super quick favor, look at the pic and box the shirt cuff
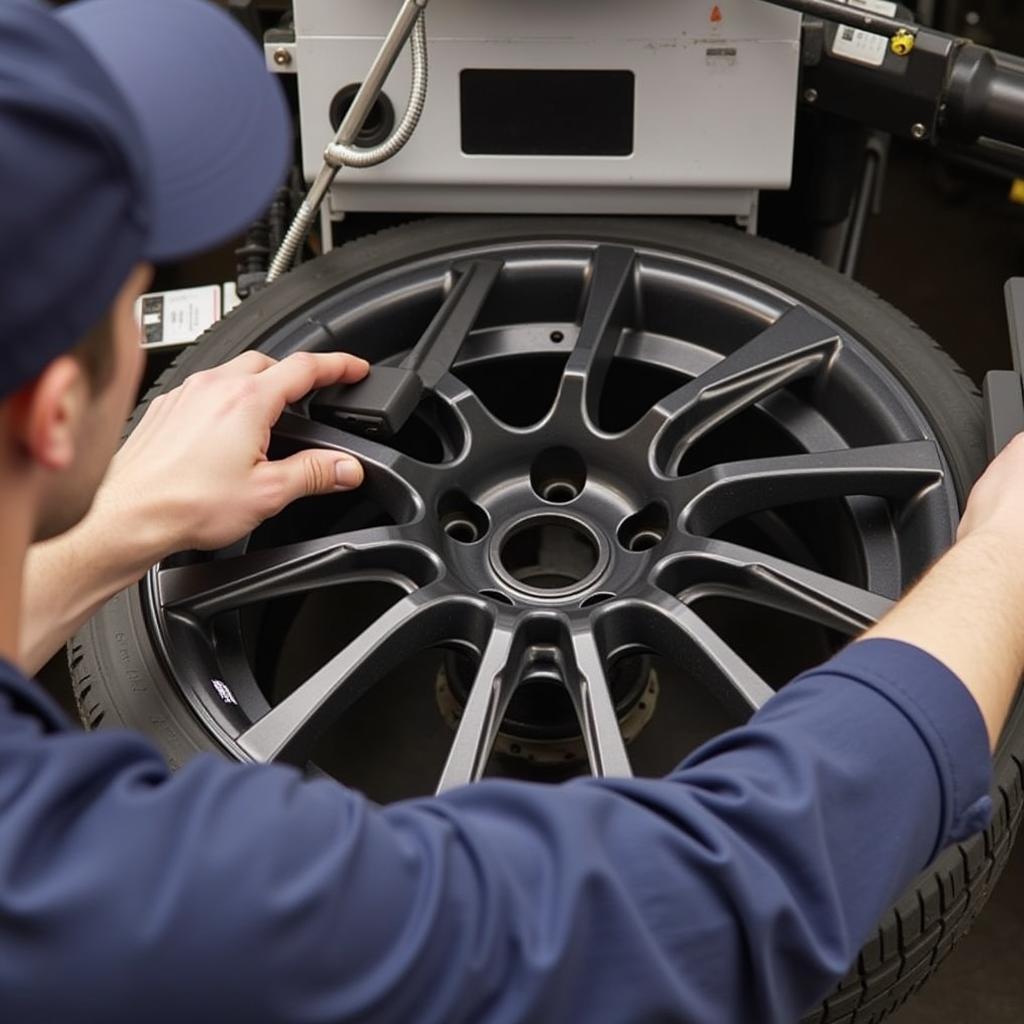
[817,638,992,850]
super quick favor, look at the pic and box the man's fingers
[212,351,278,377]
[265,449,365,510]
[257,351,371,414]
[172,351,277,395]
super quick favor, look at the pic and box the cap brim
[57,0,291,263]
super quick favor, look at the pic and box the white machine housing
[272,0,802,220]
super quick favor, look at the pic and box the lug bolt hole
[439,489,489,545]
[445,519,479,544]
[542,482,578,504]
[531,447,587,505]
[628,530,662,553]
[618,502,670,554]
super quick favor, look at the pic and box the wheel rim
[145,239,959,796]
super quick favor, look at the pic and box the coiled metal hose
[267,10,429,283]
[325,13,428,170]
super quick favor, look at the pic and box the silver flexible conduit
[325,13,428,170]
[267,8,429,283]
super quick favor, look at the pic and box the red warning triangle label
[710,4,723,22]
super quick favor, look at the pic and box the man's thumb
[272,450,365,502]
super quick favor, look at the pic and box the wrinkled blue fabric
[0,639,991,1023]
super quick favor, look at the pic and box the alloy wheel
[146,241,958,795]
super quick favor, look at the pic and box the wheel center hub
[490,512,610,600]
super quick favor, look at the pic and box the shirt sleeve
[0,639,992,1024]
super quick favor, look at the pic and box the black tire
[70,218,1023,1023]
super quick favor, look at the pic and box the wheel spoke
[552,245,637,426]
[657,537,892,634]
[238,587,484,764]
[677,441,945,535]
[436,618,520,793]
[660,602,775,714]
[566,626,632,778]
[386,258,508,457]
[413,259,504,388]
[596,595,773,719]
[630,307,842,473]
[273,411,428,519]
[158,526,439,620]
[437,612,633,789]
[432,372,515,454]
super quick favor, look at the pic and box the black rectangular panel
[460,69,635,157]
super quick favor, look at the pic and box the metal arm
[331,0,428,154]
[768,0,918,39]
[795,7,1024,155]
[266,0,431,283]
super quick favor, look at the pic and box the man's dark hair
[71,313,116,394]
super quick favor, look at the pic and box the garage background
[40,0,1024,1020]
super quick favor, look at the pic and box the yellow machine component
[890,29,915,57]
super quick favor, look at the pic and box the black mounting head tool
[310,259,502,439]
[983,280,1024,458]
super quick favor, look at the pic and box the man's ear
[8,355,91,471]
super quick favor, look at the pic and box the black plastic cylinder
[945,44,1024,149]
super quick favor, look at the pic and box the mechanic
[1,1,1020,1022]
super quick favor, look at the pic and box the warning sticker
[832,0,898,68]
[135,285,221,348]
[134,284,242,348]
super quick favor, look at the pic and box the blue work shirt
[0,639,992,1023]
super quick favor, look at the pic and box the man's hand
[20,350,370,674]
[957,433,1024,550]
[865,432,1024,749]
[100,350,370,554]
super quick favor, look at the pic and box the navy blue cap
[0,0,291,397]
